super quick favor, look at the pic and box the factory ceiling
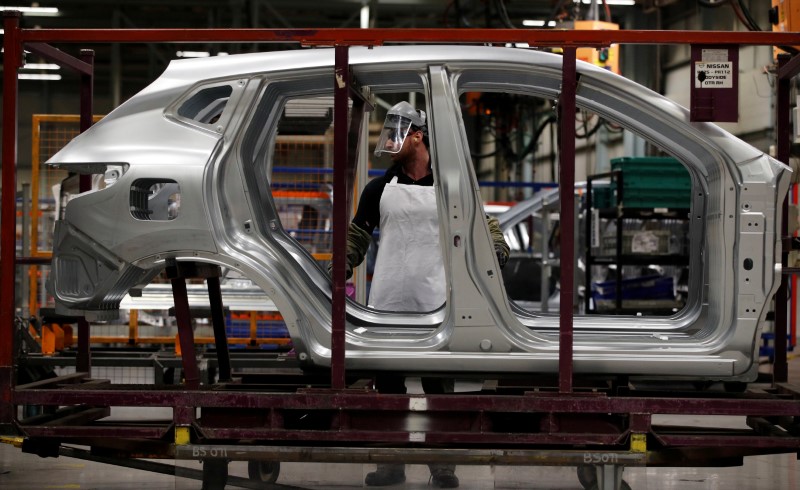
[7,0,641,96]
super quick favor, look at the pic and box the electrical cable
[601,0,612,22]
[547,0,570,24]
[471,112,557,162]
[697,0,728,8]
[494,0,516,29]
[442,0,473,28]
[603,119,625,134]
[575,111,604,139]
[735,0,761,31]
[728,0,751,28]
[442,0,454,27]
[730,0,798,54]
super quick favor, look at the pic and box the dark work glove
[486,215,510,270]
[327,223,371,280]
[495,246,509,269]
[327,261,353,280]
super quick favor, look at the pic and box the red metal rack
[3,13,800,489]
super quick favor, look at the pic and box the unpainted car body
[47,46,789,381]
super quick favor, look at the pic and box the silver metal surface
[46,46,790,381]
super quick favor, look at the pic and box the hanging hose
[601,0,612,22]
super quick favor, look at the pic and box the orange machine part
[772,0,800,56]
[573,20,620,74]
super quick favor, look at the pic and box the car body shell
[46,45,790,381]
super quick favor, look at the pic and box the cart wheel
[578,465,631,490]
[202,459,229,490]
[248,460,280,484]
[723,381,747,393]
[577,464,597,488]
[587,479,633,490]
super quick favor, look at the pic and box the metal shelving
[584,169,690,315]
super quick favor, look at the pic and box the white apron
[368,176,446,312]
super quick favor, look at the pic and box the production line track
[4,367,800,490]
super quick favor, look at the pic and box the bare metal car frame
[43,43,789,383]
[4,24,800,486]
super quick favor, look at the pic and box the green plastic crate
[611,157,691,209]
[592,184,615,209]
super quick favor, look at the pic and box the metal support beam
[775,54,792,384]
[24,43,93,75]
[78,49,95,193]
[166,262,201,389]
[1,11,22,430]
[76,318,92,375]
[558,47,577,394]
[331,45,350,390]
[207,276,232,382]
[14,28,800,48]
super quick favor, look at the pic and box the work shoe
[430,469,460,488]
[364,467,406,486]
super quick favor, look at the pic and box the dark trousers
[374,375,456,475]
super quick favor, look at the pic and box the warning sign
[694,61,733,88]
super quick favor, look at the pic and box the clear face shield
[374,115,413,157]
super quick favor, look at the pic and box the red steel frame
[3,12,800,464]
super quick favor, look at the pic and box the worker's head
[374,101,428,157]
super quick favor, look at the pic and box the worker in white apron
[367,173,445,311]
[338,101,509,488]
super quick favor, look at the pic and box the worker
[340,100,509,310]
[335,100,509,488]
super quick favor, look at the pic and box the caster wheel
[577,464,597,489]
[202,459,228,490]
[578,465,631,490]
[248,460,281,484]
[587,481,632,490]
[724,381,747,393]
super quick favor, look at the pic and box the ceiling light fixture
[23,63,60,70]
[177,51,211,58]
[19,73,61,80]
[575,0,636,5]
[522,20,556,27]
[176,51,229,58]
[0,6,60,16]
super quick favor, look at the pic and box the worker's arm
[486,215,509,269]
[328,176,384,279]
[327,223,372,280]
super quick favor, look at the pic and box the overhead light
[176,51,229,58]
[575,0,635,5]
[523,20,556,27]
[23,63,60,70]
[19,73,61,80]
[0,6,59,16]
